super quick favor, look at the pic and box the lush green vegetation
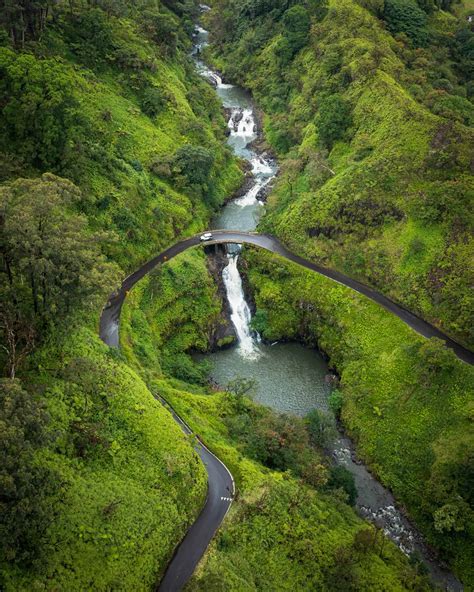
[1,0,473,588]
[120,250,225,384]
[205,0,474,584]
[243,246,474,585]
[0,0,242,269]
[152,381,432,591]
[207,0,474,349]
[0,1,241,588]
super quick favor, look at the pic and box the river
[193,17,461,591]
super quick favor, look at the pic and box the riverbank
[193,12,466,590]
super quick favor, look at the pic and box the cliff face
[206,245,237,349]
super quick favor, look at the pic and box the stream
[193,17,461,591]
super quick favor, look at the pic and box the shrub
[0,379,59,565]
[329,389,344,416]
[141,86,166,117]
[306,408,337,448]
[316,95,352,150]
[173,144,215,187]
[327,465,357,505]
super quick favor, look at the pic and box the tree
[141,86,166,117]
[316,95,352,150]
[306,408,337,448]
[0,47,80,171]
[0,379,59,565]
[64,8,116,68]
[226,376,257,411]
[0,0,53,48]
[173,144,215,187]
[327,465,357,505]
[383,0,429,47]
[140,10,179,55]
[0,305,34,379]
[275,5,311,64]
[0,174,120,375]
[416,337,456,386]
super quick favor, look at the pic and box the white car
[200,232,213,241]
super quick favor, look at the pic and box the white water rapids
[221,106,273,359]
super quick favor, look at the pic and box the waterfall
[222,254,260,359]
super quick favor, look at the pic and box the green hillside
[207,0,474,349]
[1,0,473,589]
[0,1,239,588]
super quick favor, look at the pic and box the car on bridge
[200,232,213,241]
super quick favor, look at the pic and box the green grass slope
[244,246,474,585]
[121,249,226,384]
[1,329,207,591]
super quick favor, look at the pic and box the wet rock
[232,109,244,131]
[205,246,237,350]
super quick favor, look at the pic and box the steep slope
[207,0,474,349]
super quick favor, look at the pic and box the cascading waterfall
[193,23,271,359]
[219,108,275,358]
[222,254,260,359]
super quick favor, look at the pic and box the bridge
[100,230,474,365]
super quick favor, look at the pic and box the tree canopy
[0,174,120,376]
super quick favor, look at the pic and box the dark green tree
[275,5,311,64]
[0,379,59,565]
[0,0,52,48]
[0,174,120,375]
[327,465,357,505]
[0,48,80,171]
[316,94,352,150]
[64,8,116,68]
[141,86,166,117]
[384,0,429,47]
[306,408,337,448]
[174,144,215,187]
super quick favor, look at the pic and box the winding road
[98,229,474,591]
[153,394,234,592]
[100,229,474,364]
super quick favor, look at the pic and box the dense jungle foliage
[0,0,239,588]
[1,0,473,589]
[205,0,474,586]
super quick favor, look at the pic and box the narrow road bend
[100,230,474,365]
[154,395,234,592]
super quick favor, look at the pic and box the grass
[244,246,474,585]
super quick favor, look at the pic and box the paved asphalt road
[98,229,474,591]
[100,229,474,364]
[153,395,234,592]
